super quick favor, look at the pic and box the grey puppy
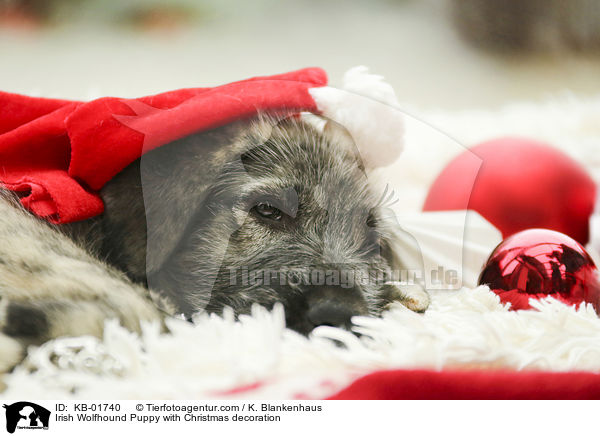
[0,116,429,371]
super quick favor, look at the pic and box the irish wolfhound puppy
[0,116,428,371]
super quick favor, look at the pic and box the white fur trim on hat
[309,66,404,168]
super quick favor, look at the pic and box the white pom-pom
[309,66,404,168]
[341,66,399,107]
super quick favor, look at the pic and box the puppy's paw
[0,293,161,353]
[0,291,164,374]
[378,282,430,313]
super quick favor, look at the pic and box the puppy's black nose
[304,284,369,330]
[307,301,355,328]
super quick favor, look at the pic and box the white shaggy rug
[3,289,600,399]
[2,94,600,400]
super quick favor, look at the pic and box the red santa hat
[0,66,404,224]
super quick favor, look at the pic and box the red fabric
[0,67,327,223]
[327,369,600,399]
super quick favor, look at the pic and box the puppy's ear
[99,121,251,281]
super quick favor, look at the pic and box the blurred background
[0,0,599,109]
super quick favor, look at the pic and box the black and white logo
[3,402,50,433]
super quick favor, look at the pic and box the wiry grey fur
[0,116,429,373]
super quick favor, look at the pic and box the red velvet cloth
[0,68,327,223]
[327,369,600,399]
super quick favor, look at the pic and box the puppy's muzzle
[304,285,369,330]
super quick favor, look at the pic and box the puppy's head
[101,116,429,334]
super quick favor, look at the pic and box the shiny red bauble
[423,137,597,244]
[478,229,600,312]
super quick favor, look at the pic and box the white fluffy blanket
[3,288,600,399]
[2,96,599,399]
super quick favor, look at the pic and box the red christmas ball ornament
[423,137,597,244]
[478,229,600,312]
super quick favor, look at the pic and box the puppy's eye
[366,212,377,227]
[252,202,283,221]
